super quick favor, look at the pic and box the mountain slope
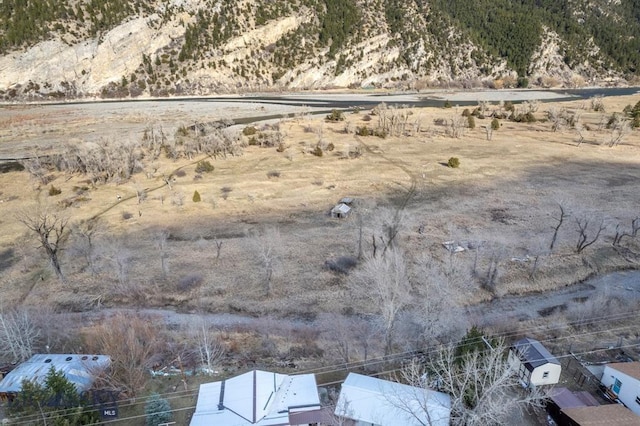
[0,0,638,99]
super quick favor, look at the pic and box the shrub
[326,142,335,151]
[467,116,476,129]
[491,118,500,130]
[289,342,324,358]
[312,146,323,157]
[374,129,387,138]
[448,157,460,168]
[145,393,172,426]
[356,126,371,136]
[504,101,515,112]
[242,126,257,136]
[195,160,214,173]
[517,77,529,88]
[462,108,471,117]
[276,142,286,152]
[325,256,358,274]
[349,146,362,159]
[174,169,186,177]
[192,190,201,202]
[267,170,280,179]
[48,185,61,196]
[176,125,189,137]
[590,96,605,112]
[177,274,203,292]
[325,109,345,122]
[444,100,452,108]
[122,211,133,220]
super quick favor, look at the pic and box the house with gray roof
[509,337,561,387]
[0,354,110,401]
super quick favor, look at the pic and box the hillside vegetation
[1,0,639,99]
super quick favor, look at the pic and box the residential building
[334,372,450,426]
[0,354,110,401]
[601,362,640,416]
[190,369,323,426]
[561,404,640,426]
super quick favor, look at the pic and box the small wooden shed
[509,337,561,387]
[331,203,351,218]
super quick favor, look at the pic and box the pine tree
[8,367,99,425]
[145,393,172,426]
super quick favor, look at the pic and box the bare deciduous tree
[575,216,605,253]
[608,115,631,147]
[21,155,48,184]
[72,218,103,275]
[250,227,282,297]
[549,204,568,252]
[85,313,161,397]
[213,237,223,260]
[574,117,586,146]
[447,116,466,139]
[190,318,225,375]
[321,314,358,364]
[154,229,170,278]
[0,308,40,363]
[19,210,69,283]
[350,248,412,355]
[402,340,545,426]
[484,125,493,141]
[613,217,640,246]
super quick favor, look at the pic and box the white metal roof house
[0,354,111,401]
[601,362,640,417]
[334,373,451,426]
[190,369,323,426]
[508,337,561,387]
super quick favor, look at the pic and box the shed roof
[512,337,560,371]
[335,373,450,426]
[563,404,640,426]
[606,362,640,381]
[331,203,351,215]
[549,387,600,409]
[0,354,110,394]
[190,370,321,426]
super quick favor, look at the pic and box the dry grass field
[1,93,639,425]
[0,94,639,320]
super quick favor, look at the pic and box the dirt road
[82,270,640,332]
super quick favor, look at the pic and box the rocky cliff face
[0,0,636,100]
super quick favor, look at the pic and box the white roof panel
[191,370,320,426]
[0,354,110,394]
[335,373,450,426]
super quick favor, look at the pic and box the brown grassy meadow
[0,94,639,319]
